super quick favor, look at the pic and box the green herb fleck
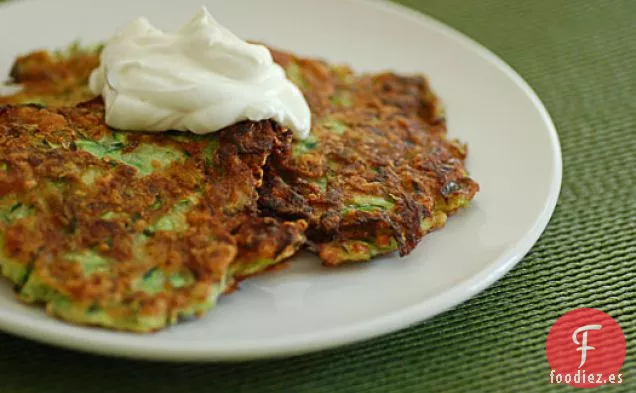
[286,63,308,89]
[292,136,319,156]
[321,118,348,135]
[330,91,353,107]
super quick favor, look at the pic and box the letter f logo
[573,324,602,368]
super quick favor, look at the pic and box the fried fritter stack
[0,45,477,331]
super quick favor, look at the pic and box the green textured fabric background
[0,0,634,392]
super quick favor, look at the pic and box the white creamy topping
[89,7,311,138]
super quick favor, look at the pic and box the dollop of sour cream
[89,7,311,139]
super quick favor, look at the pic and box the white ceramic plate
[0,0,561,361]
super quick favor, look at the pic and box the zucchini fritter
[258,49,479,265]
[0,44,98,107]
[1,44,478,271]
[0,101,305,332]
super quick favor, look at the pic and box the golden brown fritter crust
[0,100,305,331]
[231,216,308,280]
[259,49,479,264]
[0,47,98,107]
[1,46,478,268]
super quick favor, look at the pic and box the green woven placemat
[0,0,634,392]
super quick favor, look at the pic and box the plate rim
[0,0,562,361]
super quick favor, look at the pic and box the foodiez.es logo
[546,308,626,388]
[573,324,601,368]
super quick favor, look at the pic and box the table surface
[0,0,634,392]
